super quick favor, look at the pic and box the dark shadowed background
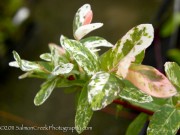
[0,0,179,134]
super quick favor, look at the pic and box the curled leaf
[73,4,92,33]
[74,23,103,40]
[125,64,177,98]
[73,4,103,40]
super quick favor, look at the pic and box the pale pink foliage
[83,10,93,26]
[126,64,177,98]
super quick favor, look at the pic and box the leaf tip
[34,96,42,106]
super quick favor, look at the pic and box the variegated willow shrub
[9,4,180,135]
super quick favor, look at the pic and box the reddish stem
[113,99,154,115]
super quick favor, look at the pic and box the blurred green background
[0,0,179,135]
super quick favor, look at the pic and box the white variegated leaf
[34,78,57,106]
[165,62,180,90]
[81,36,113,52]
[100,24,154,75]
[73,4,92,34]
[119,80,153,103]
[9,61,19,68]
[74,23,103,40]
[116,24,154,77]
[52,63,74,75]
[75,83,93,134]
[60,35,100,76]
[12,51,40,71]
[49,43,68,66]
[88,71,123,110]
[147,105,180,135]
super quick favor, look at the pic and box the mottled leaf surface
[73,4,103,40]
[126,64,177,98]
[73,4,92,34]
[134,50,145,64]
[165,62,180,90]
[147,105,180,135]
[11,51,40,71]
[34,78,57,106]
[74,23,103,40]
[126,113,148,135]
[81,36,113,52]
[75,84,93,134]
[40,53,52,61]
[100,24,154,74]
[119,80,153,103]
[49,43,68,66]
[52,63,74,75]
[60,35,100,76]
[88,71,123,110]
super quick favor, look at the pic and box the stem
[113,99,154,115]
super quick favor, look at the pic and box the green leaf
[126,113,148,135]
[17,61,53,79]
[60,35,100,76]
[167,49,180,65]
[75,83,93,134]
[131,98,169,113]
[81,36,113,52]
[18,71,34,79]
[37,61,53,72]
[165,62,180,91]
[119,80,153,103]
[160,13,180,37]
[40,53,52,61]
[100,24,154,74]
[19,71,49,79]
[147,104,180,135]
[11,51,40,71]
[134,50,145,64]
[88,71,124,110]
[131,100,160,112]
[73,4,103,40]
[34,78,57,106]
[52,63,74,75]
[126,64,177,98]
[56,79,85,88]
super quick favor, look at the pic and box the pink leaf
[83,10,93,25]
[125,64,177,98]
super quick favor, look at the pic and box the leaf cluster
[9,4,180,134]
